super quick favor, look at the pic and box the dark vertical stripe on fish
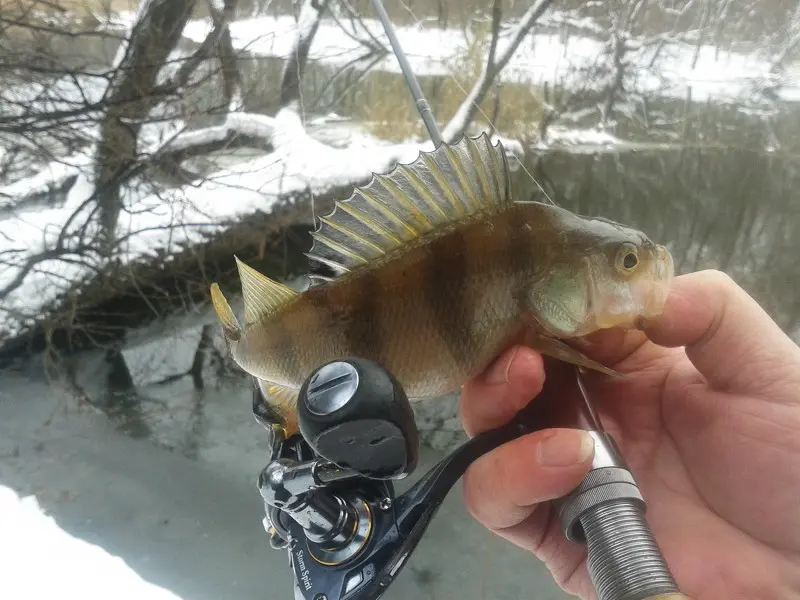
[300,286,334,360]
[269,318,303,383]
[342,271,384,362]
[509,211,532,316]
[423,228,472,368]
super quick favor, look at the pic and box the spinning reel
[253,358,690,600]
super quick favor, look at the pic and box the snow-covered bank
[0,485,184,600]
[0,109,429,339]
[172,11,800,104]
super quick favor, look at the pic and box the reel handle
[297,358,420,480]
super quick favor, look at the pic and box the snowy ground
[0,486,183,600]
[0,109,428,339]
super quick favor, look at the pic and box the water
[523,145,800,336]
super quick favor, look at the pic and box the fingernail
[485,346,519,385]
[537,430,594,467]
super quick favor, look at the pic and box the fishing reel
[252,357,691,600]
[252,357,548,600]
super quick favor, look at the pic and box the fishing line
[292,4,318,228]
[396,1,557,206]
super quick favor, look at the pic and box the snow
[0,484,183,600]
[537,125,622,148]
[117,109,428,260]
[0,152,91,204]
[157,113,275,154]
[173,10,800,105]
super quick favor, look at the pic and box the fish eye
[615,243,639,274]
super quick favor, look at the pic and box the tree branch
[441,0,554,144]
[0,244,96,301]
[152,0,241,99]
[280,0,331,109]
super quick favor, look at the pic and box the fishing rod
[252,3,691,600]
[369,0,443,147]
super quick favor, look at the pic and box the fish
[209,133,674,436]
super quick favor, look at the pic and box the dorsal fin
[305,132,513,278]
[235,256,298,326]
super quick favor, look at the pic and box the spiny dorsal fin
[305,132,512,278]
[235,256,298,326]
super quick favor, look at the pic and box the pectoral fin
[526,333,625,378]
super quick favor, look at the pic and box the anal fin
[256,379,301,437]
[526,333,625,378]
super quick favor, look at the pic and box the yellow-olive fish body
[210,134,674,435]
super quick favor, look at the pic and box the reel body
[254,357,545,600]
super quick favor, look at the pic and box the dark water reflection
[518,145,800,339]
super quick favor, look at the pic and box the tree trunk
[94,0,197,253]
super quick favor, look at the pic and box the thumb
[643,269,800,400]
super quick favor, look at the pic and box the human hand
[459,270,800,600]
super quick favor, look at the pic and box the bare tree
[0,0,292,337]
[93,0,198,252]
[0,0,424,354]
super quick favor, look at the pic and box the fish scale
[210,133,675,436]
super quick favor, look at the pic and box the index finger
[643,269,800,400]
[459,345,546,437]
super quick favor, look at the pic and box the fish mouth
[589,243,674,330]
[638,244,674,318]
